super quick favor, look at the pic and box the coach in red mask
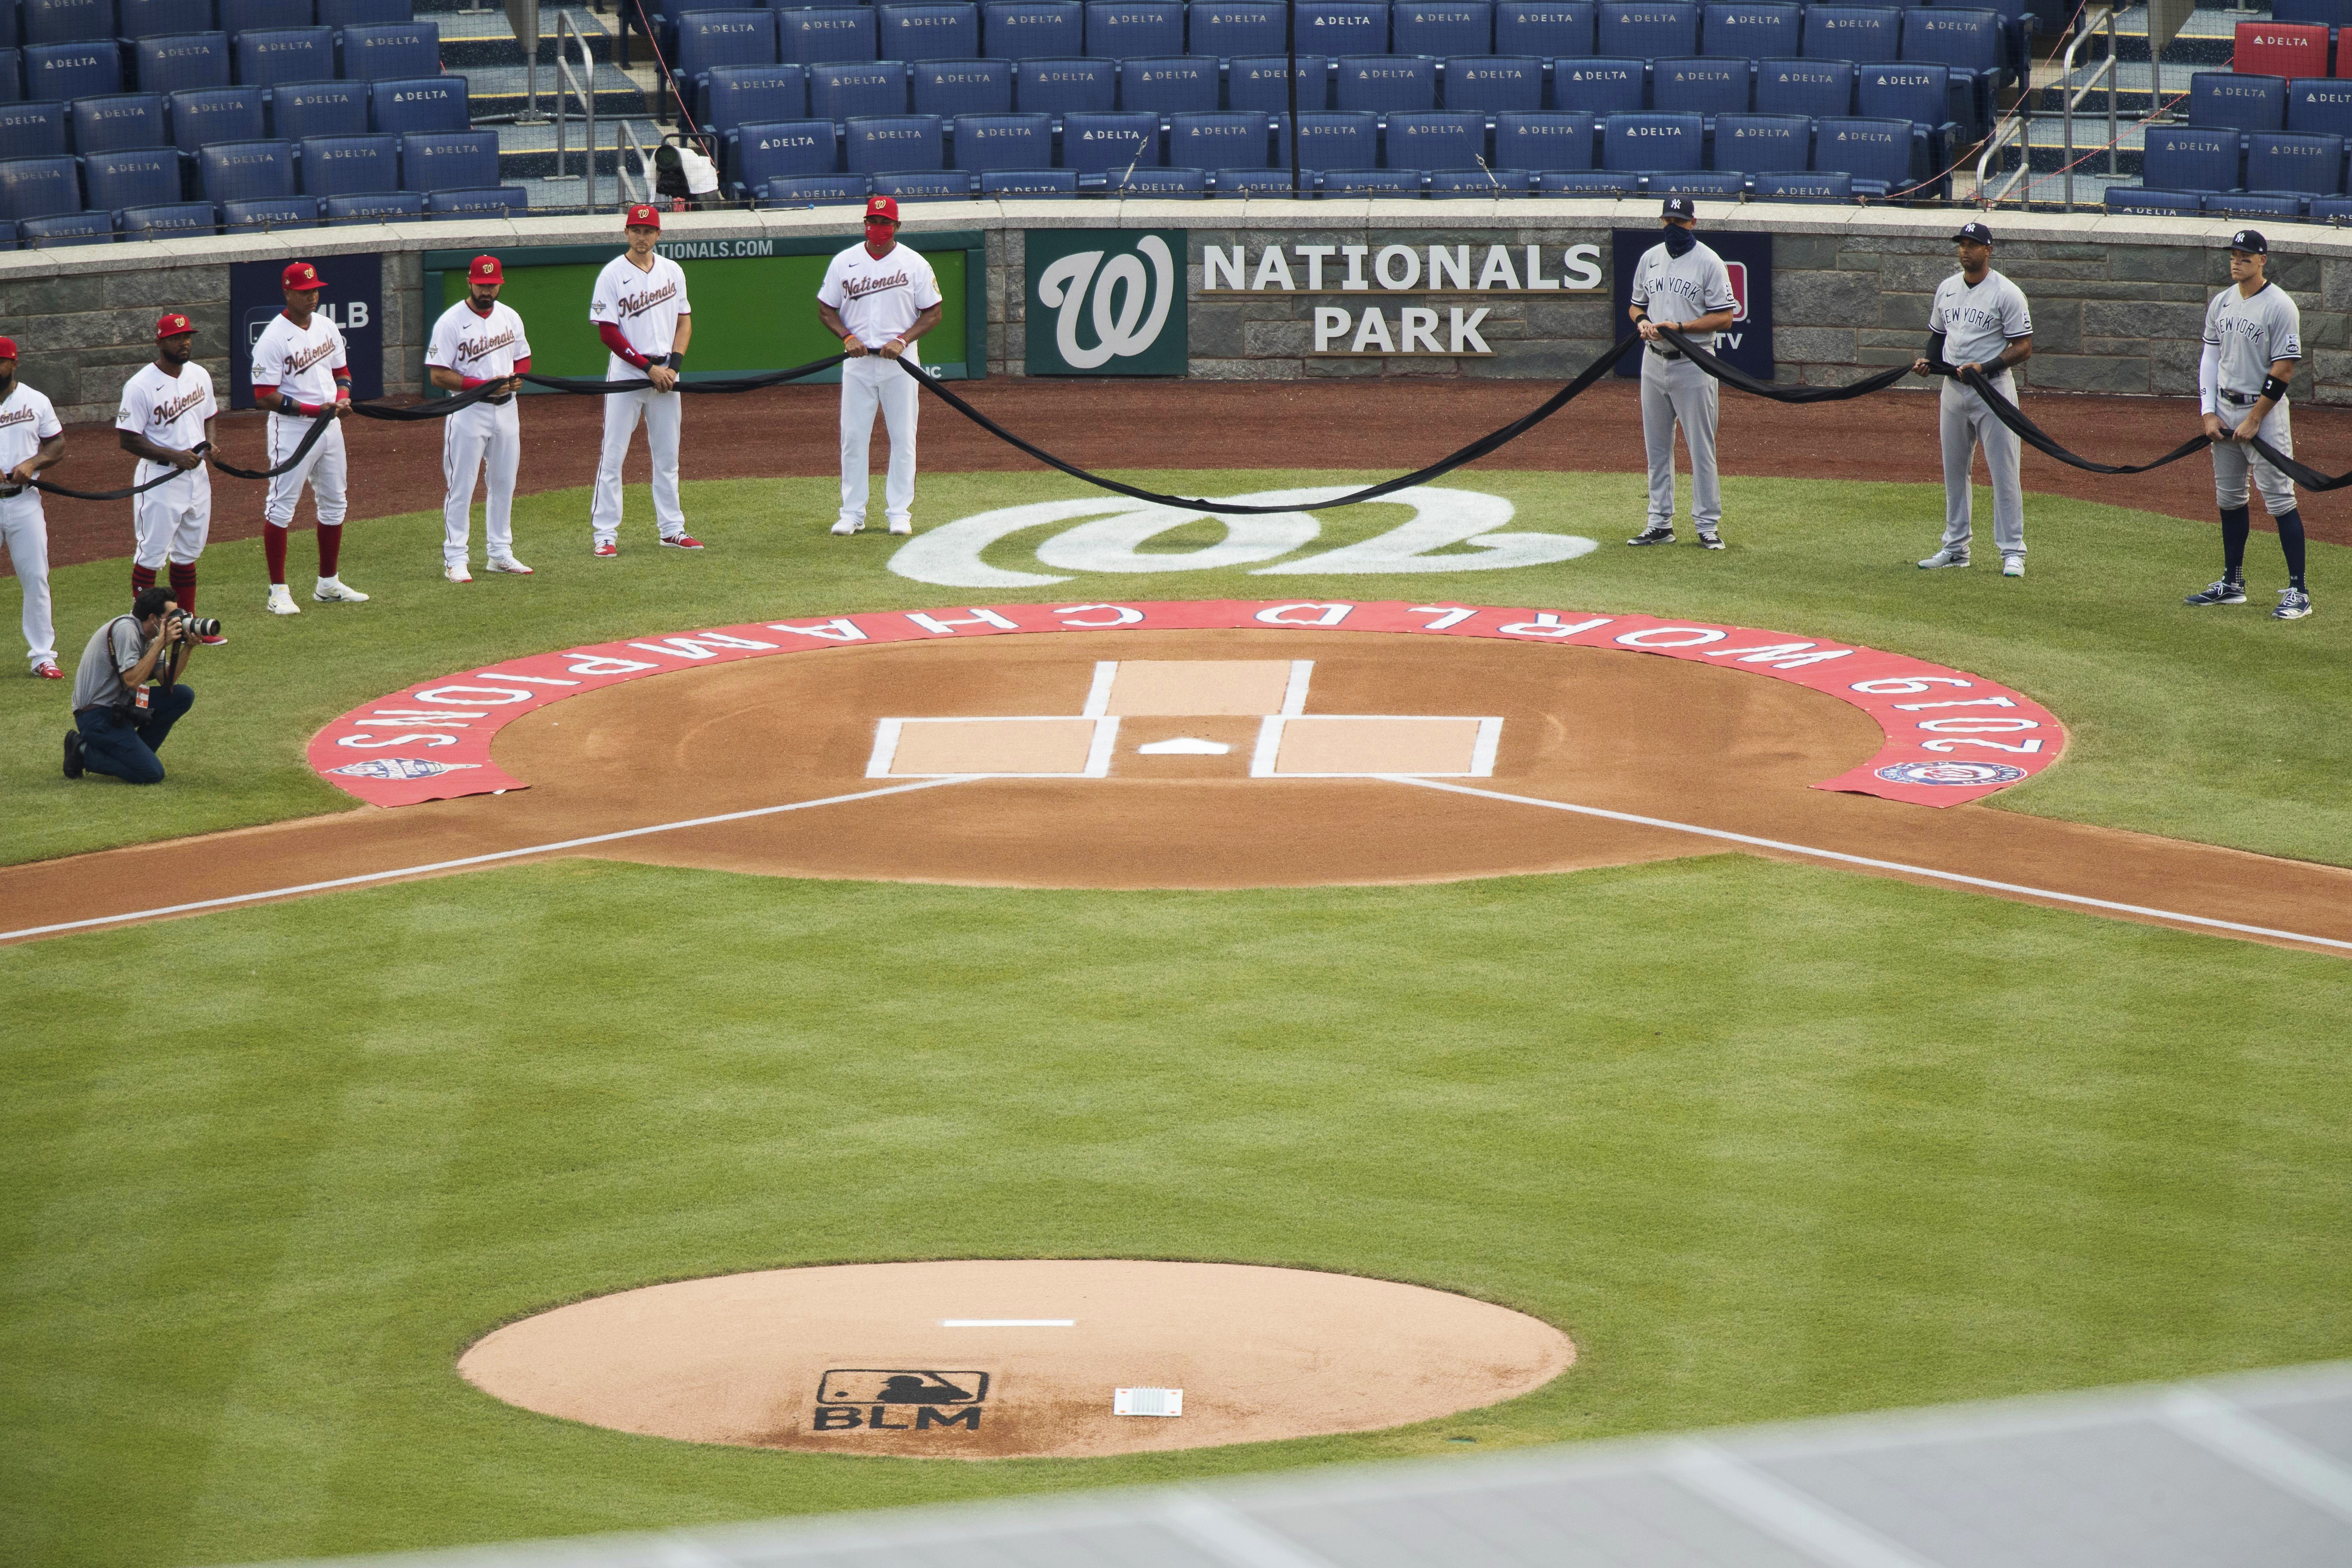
[815,195,944,538]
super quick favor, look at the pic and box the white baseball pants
[2212,395,2297,515]
[263,412,347,527]
[839,354,920,529]
[441,398,522,566]
[591,383,685,545]
[132,467,212,568]
[0,488,55,669]
[1640,349,1721,530]
[1938,371,2025,558]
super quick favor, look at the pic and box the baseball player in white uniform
[817,193,943,537]
[0,335,65,679]
[2188,229,2313,620]
[1913,221,2034,578]
[251,259,366,615]
[426,254,534,582]
[1626,196,1740,551]
[117,312,224,638]
[589,204,701,557]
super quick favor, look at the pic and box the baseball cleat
[2274,587,2313,620]
[830,519,864,536]
[267,585,301,615]
[659,533,705,550]
[486,555,533,575]
[1917,548,1969,569]
[63,729,84,779]
[1626,526,1675,546]
[314,576,368,603]
[445,564,473,584]
[33,661,61,679]
[2002,555,2024,578]
[1697,529,1724,550]
[2183,579,2246,606]
[593,540,618,558]
[888,518,913,536]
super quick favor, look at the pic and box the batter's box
[869,717,1120,778]
[1252,715,1502,778]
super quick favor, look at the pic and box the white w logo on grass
[1032,235,1176,370]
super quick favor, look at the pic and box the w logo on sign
[1023,229,1189,376]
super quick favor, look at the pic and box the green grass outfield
[3,471,2350,1567]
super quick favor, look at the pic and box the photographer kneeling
[63,587,206,784]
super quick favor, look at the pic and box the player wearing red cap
[587,205,701,556]
[426,254,535,582]
[0,335,65,678]
[116,313,222,638]
[817,194,943,537]
[250,259,365,614]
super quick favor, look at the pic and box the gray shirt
[2204,280,2302,401]
[1929,267,2032,371]
[1629,239,1738,349]
[73,615,151,714]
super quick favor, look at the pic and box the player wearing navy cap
[818,194,944,538]
[1626,197,1740,551]
[1913,221,2035,576]
[2187,230,2312,619]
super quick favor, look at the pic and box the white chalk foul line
[1382,775,2352,955]
[0,776,986,944]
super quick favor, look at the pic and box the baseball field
[4,450,2350,1566]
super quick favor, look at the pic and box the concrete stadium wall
[3,202,2347,425]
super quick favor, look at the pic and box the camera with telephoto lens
[172,612,221,640]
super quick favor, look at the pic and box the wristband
[666,352,686,369]
[297,400,323,417]
[460,375,488,390]
[2262,373,2290,402]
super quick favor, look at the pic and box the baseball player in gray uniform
[2187,230,2312,620]
[1626,197,1740,549]
[1913,221,2034,576]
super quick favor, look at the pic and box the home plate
[1137,737,1231,755]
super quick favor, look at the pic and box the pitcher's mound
[459,1259,1573,1459]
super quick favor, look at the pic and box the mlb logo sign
[1725,261,1750,324]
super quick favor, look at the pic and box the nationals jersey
[426,299,532,383]
[818,241,943,352]
[2204,281,2303,405]
[0,380,62,480]
[1929,268,2033,370]
[248,309,347,410]
[1629,239,1737,349]
[589,252,689,372]
[116,362,217,477]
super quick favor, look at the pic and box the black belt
[2219,389,2259,404]
[1647,345,1682,361]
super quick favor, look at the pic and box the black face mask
[1663,224,1697,258]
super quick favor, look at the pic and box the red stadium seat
[2234,21,2329,83]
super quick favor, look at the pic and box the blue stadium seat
[1275,107,1377,165]
[1751,167,1847,198]
[1494,107,1591,167]
[1334,54,1434,112]
[1757,56,1851,117]
[398,129,496,190]
[1103,162,1202,193]
[1857,62,1957,159]
[1322,166,1421,193]
[2246,130,2343,201]
[1553,55,1641,113]
[950,108,1050,168]
[2307,193,2352,220]
[1599,1,1697,57]
[1187,2,1286,56]
[135,33,231,94]
[1650,167,1741,193]
[732,117,836,188]
[1121,56,1217,113]
[21,0,116,46]
[982,1,1083,59]
[122,0,212,40]
[0,100,66,158]
[844,111,946,171]
[1654,56,1747,117]
[1812,113,1913,196]
[323,189,424,220]
[877,4,981,62]
[1084,1,1183,58]
[2103,186,2201,215]
[1442,54,1539,112]
[297,131,398,193]
[1429,164,1530,193]
[84,146,181,212]
[1713,110,1805,169]
[702,64,807,133]
[1394,0,1493,56]
[1171,109,1271,164]
[1495,0,1593,57]
[234,28,332,89]
[1899,6,2001,130]
[0,152,80,217]
[320,0,415,24]
[2289,77,2352,138]
[1210,164,1305,191]
[1700,3,1798,59]
[424,186,527,219]
[1384,108,1481,165]
[873,167,977,196]
[1801,5,1899,62]
[20,210,113,243]
[0,217,12,248]
[2188,71,2286,135]
[370,76,466,132]
[912,57,1012,116]
[0,4,15,49]
[2201,190,2304,217]
[1015,55,1114,113]
[196,135,294,199]
[221,0,317,36]
[1301,3,1392,52]
[810,61,910,120]
[981,166,1077,193]
[764,172,869,205]
[1231,55,1327,113]
[1537,167,1635,190]
[2138,124,2241,197]
[1602,109,1701,170]
[271,77,366,139]
[778,8,877,64]
[0,50,20,105]
[222,193,321,227]
[1062,109,1158,170]
[72,92,169,154]
[338,20,438,80]
[24,40,121,103]
[120,200,218,238]
[671,12,772,116]
[168,86,263,150]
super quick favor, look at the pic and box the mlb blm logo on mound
[813,1369,990,1433]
